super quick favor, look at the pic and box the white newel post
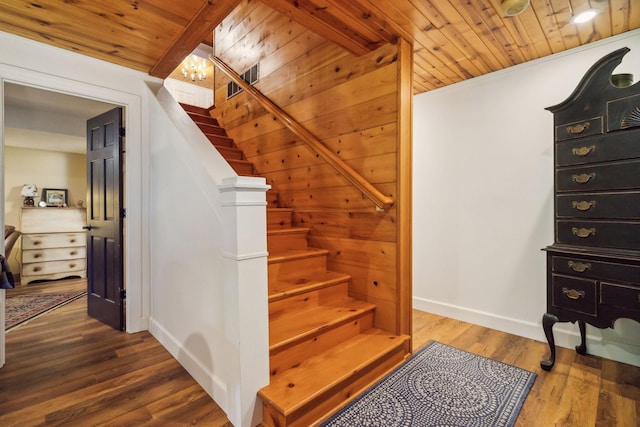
[219,176,271,427]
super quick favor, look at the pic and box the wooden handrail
[210,55,395,210]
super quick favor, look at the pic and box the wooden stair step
[228,159,253,175]
[268,248,329,281]
[196,122,227,137]
[267,227,310,252]
[269,298,375,351]
[269,278,350,319]
[267,208,293,228]
[215,145,244,160]
[259,331,410,427]
[179,103,210,115]
[269,271,351,302]
[205,134,235,147]
[187,111,219,126]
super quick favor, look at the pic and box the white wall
[413,30,640,367]
[0,30,270,427]
[147,86,270,427]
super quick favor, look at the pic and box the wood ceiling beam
[259,0,380,56]
[149,0,242,79]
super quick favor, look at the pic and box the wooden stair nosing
[268,248,329,264]
[260,332,410,420]
[268,299,375,351]
[267,227,310,237]
[268,271,351,303]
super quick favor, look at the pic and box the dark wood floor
[2,279,638,426]
[1,279,232,426]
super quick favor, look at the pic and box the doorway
[1,80,141,366]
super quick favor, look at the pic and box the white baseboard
[413,296,640,368]
[149,318,229,411]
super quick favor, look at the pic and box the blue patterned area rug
[321,341,536,427]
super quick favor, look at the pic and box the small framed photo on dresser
[42,188,68,207]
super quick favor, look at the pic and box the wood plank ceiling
[0,0,638,94]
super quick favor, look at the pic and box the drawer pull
[33,266,41,272]
[562,287,585,300]
[568,261,591,272]
[572,173,596,184]
[33,240,42,246]
[33,253,42,259]
[572,200,596,211]
[567,122,590,134]
[69,239,76,243]
[572,145,596,157]
[70,251,78,256]
[69,263,76,268]
[572,227,596,238]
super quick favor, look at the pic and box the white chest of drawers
[20,207,87,285]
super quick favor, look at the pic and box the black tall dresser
[541,47,640,370]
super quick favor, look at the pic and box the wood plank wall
[212,0,410,334]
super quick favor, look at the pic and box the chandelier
[181,54,208,81]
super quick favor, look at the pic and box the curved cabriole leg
[540,313,559,371]
[576,320,587,355]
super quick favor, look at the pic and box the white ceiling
[3,83,117,154]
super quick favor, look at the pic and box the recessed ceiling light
[572,9,599,24]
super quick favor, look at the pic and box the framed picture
[42,188,68,207]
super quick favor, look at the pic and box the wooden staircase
[181,103,411,426]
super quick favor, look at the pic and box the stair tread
[267,227,310,236]
[268,248,328,263]
[269,298,375,349]
[260,330,410,415]
[269,271,350,302]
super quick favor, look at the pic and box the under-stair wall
[211,0,412,336]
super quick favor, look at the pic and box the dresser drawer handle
[33,253,42,259]
[567,122,590,134]
[572,173,596,184]
[69,239,76,243]
[70,251,78,256]
[571,145,596,157]
[69,263,76,268]
[33,266,41,272]
[568,261,591,272]
[33,240,42,246]
[572,200,596,211]
[562,287,585,300]
[572,227,596,238]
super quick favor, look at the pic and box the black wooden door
[85,107,124,331]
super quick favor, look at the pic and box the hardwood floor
[2,281,638,426]
[1,279,232,426]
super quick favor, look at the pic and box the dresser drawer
[556,220,640,251]
[22,258,86,276]
[555,117,603,141]
[552,256,640,283]
[551,274,597,316]
[600,282,640,313]
[556,192,640,219]
[22,247,86,263]
[22,232,86,250]
[556,130,640,166]
[556,160,640,192]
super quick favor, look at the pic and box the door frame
[0,67,149,366]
